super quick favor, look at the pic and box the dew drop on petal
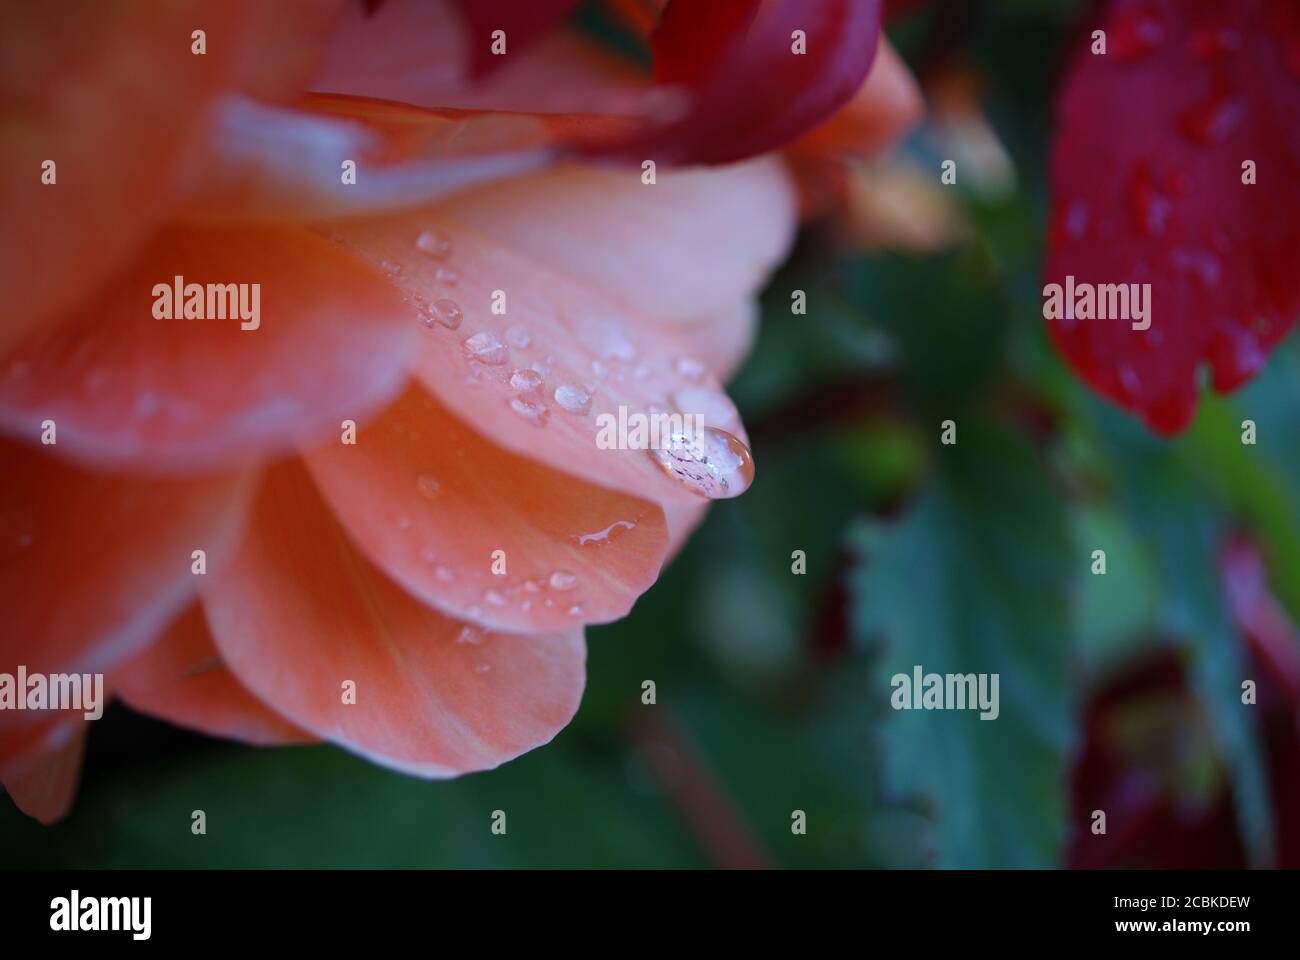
[456,625,484,645]
[432,299,463,330]
[673,355,708,382]
[415,228,452,259]
[474,662,492,674]
[434,266,459,286]
[505,324,532,349]
[434,563,456,583]
[416,473,441,499]
[648,427,755,500]
[509,396,549,425]
[553,383,591,415]
[484,589,507,607]
[549,569,578,591]
[510,368,543,392]
[463,330,507,364]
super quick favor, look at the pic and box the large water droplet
[415,228,452,259]
[648,427,755,500]
[463,331,507,364]
[553,383,591,415]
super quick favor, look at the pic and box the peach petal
[317,210,751,506]
[304,385,668,631]
[428,159,796,322]
[0,224,416,474]
[0,726,85,825]
[0,440,254,745]
[115,605,313,747]
[202,461,587,777]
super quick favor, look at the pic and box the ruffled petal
[304,385,668,631]
[0,441,254,745]
[201,461,587,777]
[0,224,415,474]
[0,726,85,825]
[427,158,795,322]
[115,605,313,746]
[317,209,752,506]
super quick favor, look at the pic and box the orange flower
[0,0,919,822]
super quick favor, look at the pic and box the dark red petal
[1045,0,1300,435]
[450,0,582,78]
[594,0,882,165]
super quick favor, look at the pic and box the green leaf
[848,420,1073,867]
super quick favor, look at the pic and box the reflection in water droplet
[510,368,543,392]
[575,520,637,546]
[415,228,452,259]
[553,383,591,415]
[648,427,755,500]
[510,396,549,426]
[463,331,507,364]
[549,569,578,591]
[416,473,441,499]
[505,325,532,349]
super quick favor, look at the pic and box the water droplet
[549,569,578,591]
[474,662,492,674]
[673,356,708,382]
[431,299,463,330]
[484,589,507,607]
[1128,165,1172,238]
[415,228,452,259]
[567,604,585,617]
[434,564,456,582]
[634,363,652,381]
[1063,200,1089,242]
[648,427,755,500]
[1170,249,1223,289]
[420,547,438,564]
[510,368,543,392]
[521,599,533,612]
[1111,5,1165,62]
[590,360,608,380]
[505,324,532,349]
[575,520,637,546]
[456,625,485,645]
[509,396,549,426]
[1178,94,1244,145]
[463,331,507,364]
[523,578,544,593]
[434,266,459,286]
[601,331,636,361]
[416,473,441,499]
[553,383,591,415]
